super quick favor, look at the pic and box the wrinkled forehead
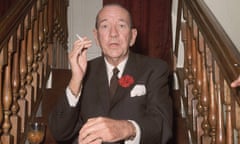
[96,5,132,28]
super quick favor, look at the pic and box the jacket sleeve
[137,61,173,144]
[48,92,83,142]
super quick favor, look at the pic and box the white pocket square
[130,84,146,97]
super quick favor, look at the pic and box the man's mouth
[109,42,119,47]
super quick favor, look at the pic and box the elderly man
[49,3,172,144]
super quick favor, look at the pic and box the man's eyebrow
[98,18,128,24]
[118,19,128,23]
[98,19,107,24]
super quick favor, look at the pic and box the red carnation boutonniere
[118,74,135,88]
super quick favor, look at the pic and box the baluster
[215,86,225,144]
[181,1,188,76]
[193,32,205,144]
[191,27,199,134]
[186,11,193,84]
[47,0,54,67]
[195,32,210,144]
[194,49,203,141]
[51,21,56,67]
[0,42,8,144]
[10,30,20,144]
[18,20,28,133]
[42,0,49,76]
[185,23,196,131]
[55,19,61,67]
[224,81,233,144]
[32,2,40,102]
[214,64,225,144]
[26,12,34,116]
[181,22,189,100]
[207,80,215,144]
[191,22,201,140]
[2,36,14,144]
[234,101,240,144]
[52,31,57,68]
[208,59,217,144]
[183,20,194,123]
[206,45,217,142]
[37,0,44,89]
[55,23,61,68]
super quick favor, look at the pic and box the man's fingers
[91,137,103,144]
[79,128,104,144]
[73,40,92,52]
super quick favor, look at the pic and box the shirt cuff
[125,120,141,144]
[66,87,81,107]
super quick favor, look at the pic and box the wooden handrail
[0,0,34,50]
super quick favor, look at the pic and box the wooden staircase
[0,0,69,143]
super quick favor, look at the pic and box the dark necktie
[109,67,119,97]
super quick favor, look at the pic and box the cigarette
[76,34,83,41]
[234,63,240,67]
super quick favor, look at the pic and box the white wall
[204,0,240,49]
[68,0,103,60]
[172,0,185,68]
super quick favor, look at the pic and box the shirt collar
[105,57,128,78]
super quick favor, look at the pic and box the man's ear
[130,28,137,47]
[93,29,100,46]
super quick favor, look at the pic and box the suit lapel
[97,59,111,114]
[110,52,141,108]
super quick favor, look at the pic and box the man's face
[94,5,137,64]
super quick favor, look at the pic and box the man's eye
[100,24,108,29]
[120,24,126,28]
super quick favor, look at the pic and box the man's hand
[78,117,136,144]
[231,76,240,88]
[68,36,92,96]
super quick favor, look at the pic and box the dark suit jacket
[48,52,173,144]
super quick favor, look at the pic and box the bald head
[95,3,133,29]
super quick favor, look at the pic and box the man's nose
[110,26,118,37]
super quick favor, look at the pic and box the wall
[204,0,240,49]
[172,0,184,68]
[68,0,103,60]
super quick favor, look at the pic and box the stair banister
[174,0,240,143]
